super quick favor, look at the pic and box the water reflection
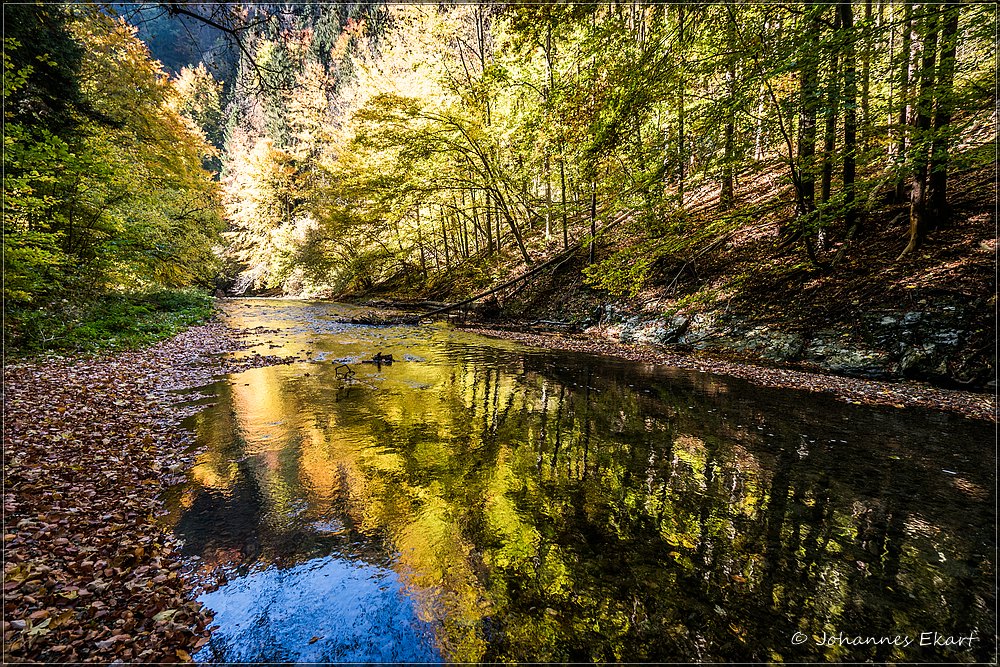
[196,556,439,663]
[165,299,996,663]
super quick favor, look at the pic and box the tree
[161,0,995,297]
[3,6,223,314]
[173,63,225,150]
[926,4,960,224]
[898,3,938,259]
[839,0,858,236]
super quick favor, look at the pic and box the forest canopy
[176,1,993,298]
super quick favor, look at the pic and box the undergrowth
[4,288,215,353]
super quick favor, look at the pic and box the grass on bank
[4,288,216,353]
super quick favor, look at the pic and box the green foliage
[189,2,994,297]
[582,240,662,298]
[5,288,215,353]
[3,7,225,350]
[173,63,225,152]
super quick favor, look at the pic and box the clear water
[164,299,996,663]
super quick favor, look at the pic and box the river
[162,299,995,663]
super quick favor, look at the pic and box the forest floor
[496,162,994,377]
[2,321,298,663]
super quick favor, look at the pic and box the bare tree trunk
[721,7,736,210]
[899,3,938,258]
[927,4,959,223]
[458,192,469,257]
[753,82,767,161]
[820,10,842,211]
[721,109,735,208]
[496,193,503,255]
[544,154,552,240]
[441,204,450,269]
[677,4,686,206]
[860,0,872,145]
[589,182,597,264]
[560,154,569,250]
[544,22,554,241]
[416,205,427,279]
[796,6,822,221]
[841,0,858,234]
[465,216,471,258]
[475,6,491,126]
[893,0,913,201]
[485,190,495,255]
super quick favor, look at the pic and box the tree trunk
[560,154,569,250]
[721,106,735,208]
[893,0,913,201]
[860,0,872,145]
[753,82,767,161]
[416,205,427,279]
[589,182,597,264]
[441,205,450,269]
[471,193,481,254]
[927,4,959,224]
[840,0,858,234]
[469,189,479,253]
[496,192,503,256]
[459,191,470,257]
[899,3,938,258]
[795,6,823,222]
[818,11,841,252]
[496,191,532,265]
[721,8,736,210]
[485,190,495,255]
[544,153,552,240]
[475,6,491,126]
[544,23,554,241]
[820,10,842,210]
[677,4,686,206]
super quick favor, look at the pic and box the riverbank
[460,324,997,422]
[331,159,994,391]
[336,296,994,421]
[2,319,299,662]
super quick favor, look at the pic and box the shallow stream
[163,299,995,663]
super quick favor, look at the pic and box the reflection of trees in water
[173,347,995,663]
[452,361,992,662]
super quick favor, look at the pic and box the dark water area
[163,299,996,663]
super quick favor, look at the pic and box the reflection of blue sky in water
[195,556,441,663]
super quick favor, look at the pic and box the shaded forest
[3,2,996,351]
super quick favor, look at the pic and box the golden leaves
[0,321,268,662]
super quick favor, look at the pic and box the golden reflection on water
[166,300,996,663]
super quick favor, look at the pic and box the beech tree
[174,1,994,294]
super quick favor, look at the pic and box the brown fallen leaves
[3,320,297,663]
[464,327,997,422]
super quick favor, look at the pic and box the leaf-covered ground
[464,326,997,422]
[3,321,298,663]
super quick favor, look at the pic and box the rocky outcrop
[593,300,994,387]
